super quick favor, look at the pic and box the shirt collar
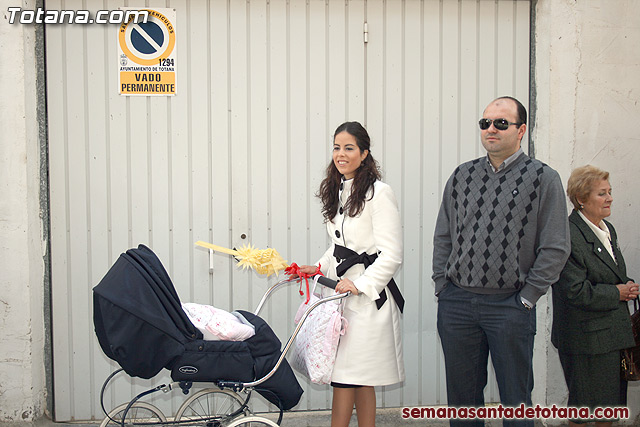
[577,210,617,264]
[486,148,524,173]
[577,210,611,241]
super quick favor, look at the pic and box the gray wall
[43,0,529,421]
[533,0,640,423]
[0,0,46,421]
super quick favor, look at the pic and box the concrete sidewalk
[9,406,636,427]
[250,408,457,426]
[1,410,514,427]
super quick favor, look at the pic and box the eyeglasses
[478,118,522,131]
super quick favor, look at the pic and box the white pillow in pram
[181,303,256,341]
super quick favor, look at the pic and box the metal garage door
[46,0,530,421]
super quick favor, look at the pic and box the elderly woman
[552,165,639,426]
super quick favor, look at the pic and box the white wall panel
[420,0,445,405]
[47,0,529,421]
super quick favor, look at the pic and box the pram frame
[99,274,348,427]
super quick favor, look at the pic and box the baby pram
[93,244,346,426]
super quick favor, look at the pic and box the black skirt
[558,350,627,423]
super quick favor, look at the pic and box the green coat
[551,210,635,355]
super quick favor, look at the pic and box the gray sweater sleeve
[432,174,454,295]
[519,167,571,305]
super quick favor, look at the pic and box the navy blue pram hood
[93,244,303,410]
[94,244,200,378]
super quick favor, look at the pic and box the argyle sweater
[432,153,570,305]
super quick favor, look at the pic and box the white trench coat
[315,179,404,386]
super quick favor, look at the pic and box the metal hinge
[363,21,368,43]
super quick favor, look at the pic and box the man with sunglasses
[432,97,570,426]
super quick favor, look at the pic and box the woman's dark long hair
[317,121,382,222]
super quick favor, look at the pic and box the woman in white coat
[299,121,404,427]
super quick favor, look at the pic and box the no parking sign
[118,8,176,95]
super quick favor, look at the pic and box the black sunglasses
[478,118,522,131]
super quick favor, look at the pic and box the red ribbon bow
[285,262,324,303]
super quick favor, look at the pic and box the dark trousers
[437,284,536,427]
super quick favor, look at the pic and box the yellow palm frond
[195,241,289,277]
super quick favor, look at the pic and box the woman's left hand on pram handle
[334,278,358,295]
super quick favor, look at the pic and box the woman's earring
[580,204,584,209]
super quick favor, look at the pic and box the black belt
[333,244,404,313]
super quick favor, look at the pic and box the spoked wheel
[225,415,280,427]
[99,401,166,427]
[174,388,249,425]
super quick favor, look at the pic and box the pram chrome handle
[253,274,337,316]
[245,283,349,389]
[254,277,298,316]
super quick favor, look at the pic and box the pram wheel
[225,416,280,426]
[99,401,166,427]
[174,388,248,423]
